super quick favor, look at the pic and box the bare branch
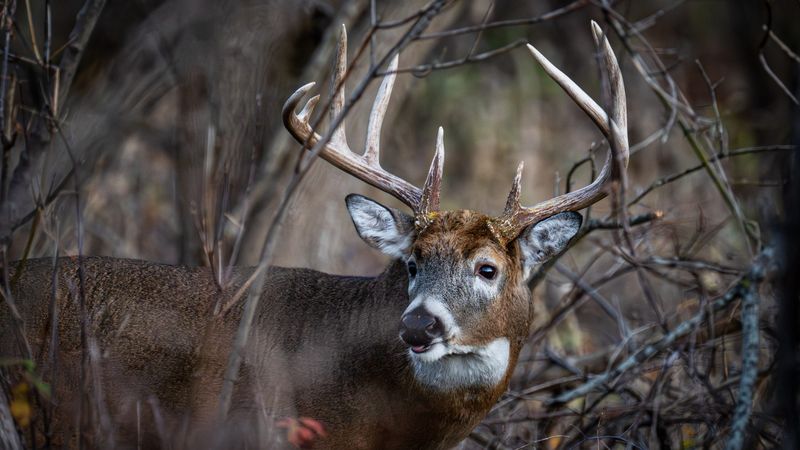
[388,39,527,76]
[548,247,775,405]
[629,145,796,206]
[724,274,761,450]
[416,0,589,40]
[56,0,107,104]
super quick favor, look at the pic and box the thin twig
[22,0,42,65]
[758,53,799,105]
[55,0,106,105]
[629,145,796,206]
[765,26,800,63]
[0,0,16,148]
[584,211,662,232]
[416,0,590,40]
[387,39,527,76]
[757,1,799,105]
[555,262,632,338]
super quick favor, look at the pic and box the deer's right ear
[346,194,416,259]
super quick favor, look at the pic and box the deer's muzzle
[399,306,445,353]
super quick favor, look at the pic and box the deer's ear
[346,194,416,259]
[517,212,582,277]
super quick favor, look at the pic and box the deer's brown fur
[3,211,536,449]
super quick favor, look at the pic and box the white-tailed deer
[2,22,627,449]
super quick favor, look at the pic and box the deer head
[283,22,628,391]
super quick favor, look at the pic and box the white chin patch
[407,338,510,390]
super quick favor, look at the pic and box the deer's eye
[407,261,417,277]
[476,264,497,280]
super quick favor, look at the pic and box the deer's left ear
[517,212,582,278]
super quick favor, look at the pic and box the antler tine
[283,82,317,124]
[282,25,432,213]
[416,127,445,227]
[501,161,524,216]
[298,93,321,122]
[489,22,628,245]
[525,45,624,150]
[590,20,628,161]
[330,25,348,147]
[364,54,399,166]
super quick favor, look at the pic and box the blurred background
[1,0,798,448]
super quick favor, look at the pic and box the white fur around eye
[470,255,501,299]
[472,270,500,298]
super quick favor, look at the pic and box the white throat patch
[407,338,510,391]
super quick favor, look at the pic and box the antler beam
[282,25,444,225]
[488,21,629,245]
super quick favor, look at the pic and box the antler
[488,21,629,245]
[282,25,444,228]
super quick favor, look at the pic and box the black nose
[399,307,445,348]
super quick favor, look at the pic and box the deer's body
[1,22,629,450]
[7,212,525,449]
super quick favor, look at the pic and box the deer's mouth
[406,338,451,361]
[411,344,431,353]
[407,337,498,362]
[409,338,449,354]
